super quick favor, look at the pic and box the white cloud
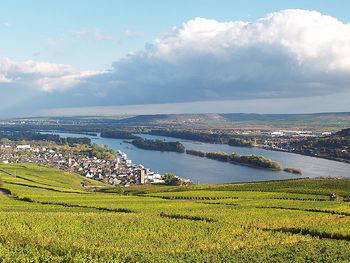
[0,58,100,91]
[96,9,350,104]
[2,9,350,114]
[71,28,113,41]
[124,30,145,39]
[0,74,11,83]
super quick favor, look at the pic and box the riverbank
[262,146,350,165]
[143,131,350,165]
[186,149,282,171]
[41,129,350,165]
[131,138,185,153]
[39,131,350,184]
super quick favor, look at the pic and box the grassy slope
[0,163,349,262]
[0,163,106,191]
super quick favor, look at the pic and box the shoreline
[143,131,350,165]
[41,129,350,164]
[262,146,350,164]
[185,150,282,172]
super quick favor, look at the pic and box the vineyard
[0,163,350,262]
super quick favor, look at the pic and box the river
[42,132,350,184]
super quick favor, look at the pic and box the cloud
[0,58,99,92]
[32,51,41,57]
[2,9,350,115]
[71,28,113,41]
[71,9,350,106]
[124,30,145,39]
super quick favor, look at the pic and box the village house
[0,143,167,187]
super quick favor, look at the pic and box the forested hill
[336,128,350,137]
[106,112,350,129]
[6,112,350,130]
[286,127,350,162]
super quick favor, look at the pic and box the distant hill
[221,112,350,129]
[8,112,350,130]
[221,112,350,121]
[112,112,350,130]
[115,113,225,126]
[286,127,350,162]
[336,128,350,137]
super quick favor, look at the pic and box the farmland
[0,164,350,262]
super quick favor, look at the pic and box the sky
[1,0,350,117]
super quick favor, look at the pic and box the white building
[16,145,31,150]
[85,172,93,178]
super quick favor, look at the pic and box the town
[0,141,170,187]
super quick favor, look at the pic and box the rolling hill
[0,163,349,261]
[286,127,350,162]
[112,112,350,129]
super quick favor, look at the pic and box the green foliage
[284,167,302,175]
[186,150,282,170]
[132,138,185,153]
[148,129,231,143]
[162,173,182,186]
[212,178,350,197]
[90,144,116,160]
[285,127,350,162]
[186,149,207,157]
[100,129,138,139]
[0,130,91,145]
[0,164,349,261]
[228,138,255,147]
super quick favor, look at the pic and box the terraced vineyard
[0,163,350,262]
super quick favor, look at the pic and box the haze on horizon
[1,0,350,117]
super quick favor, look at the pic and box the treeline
[283,127,350,162]
[162,173,191,186]
[100,130,138,139]
[228,138,255,147]
[283,168,302,175]
[132,138,185,153]
[147,129,231,144]
[186,149,282,170]
[0,123,143,136]
[147,129,256,147]
[89,144,116,160]
[0,131,91,145]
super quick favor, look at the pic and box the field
[0,164,350,262]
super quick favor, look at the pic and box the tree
[162,173,180,186]
[0,138,11,145]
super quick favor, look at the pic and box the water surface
[42,132,350,184]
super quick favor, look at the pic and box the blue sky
[2,0,349,70]
[1,1,350,116]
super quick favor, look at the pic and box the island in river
[39,131,350,184]
[186,149,282,171]
[131,138,185,153]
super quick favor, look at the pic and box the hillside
[114,113,225,126]
[336,128,350,137]
[112,112,350,129]
[6,112,350,130]
[286,127,350,162]
[0,163,350,261]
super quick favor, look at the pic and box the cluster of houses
[0,143,165,187]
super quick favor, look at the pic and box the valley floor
[0,163,350,262]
